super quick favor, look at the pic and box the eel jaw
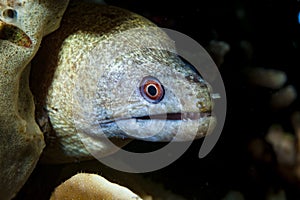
[0,20,32,48]
[133,112,211,121]
[99,112,214,142]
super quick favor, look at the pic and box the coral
[245,67,297,109]
[50,173,143,200]
[245,67,287,90]
[270,85,297,110]
[206,40,230,67]
[266,112,300,187]
[0,1,69,199]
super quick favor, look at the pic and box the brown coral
[0,1,69,199]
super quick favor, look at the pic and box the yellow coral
[50,173,143,200]
[0,1,69,199]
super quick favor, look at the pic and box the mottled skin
[30,1,214,163]
[0,0,69,199]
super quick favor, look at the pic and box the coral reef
[265,112,300,189]
[50,173,142,200]
[0,1,69,199]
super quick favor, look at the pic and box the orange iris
[140,76,164,103]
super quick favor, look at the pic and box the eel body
[30,1,215,163]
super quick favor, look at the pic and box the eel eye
[140,76,164,103]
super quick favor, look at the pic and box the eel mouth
[100,112,211,125]
[99,112,213,141]
[0,20,32,48]
[134,112,211,121]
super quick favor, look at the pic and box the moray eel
[30,1,215,163]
